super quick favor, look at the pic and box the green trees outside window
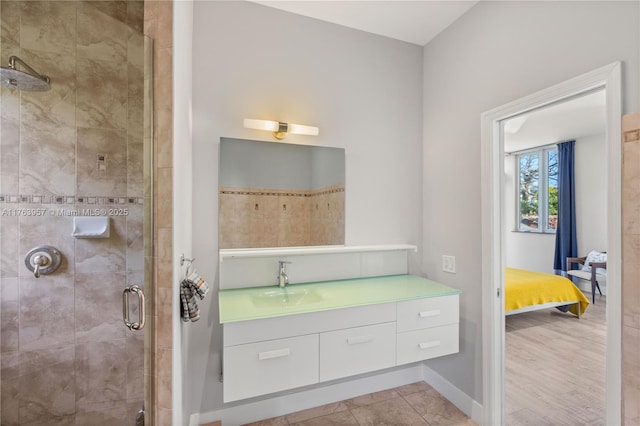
[518,147,558,233]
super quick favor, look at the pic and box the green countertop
[218,274,460,323]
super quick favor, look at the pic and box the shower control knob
[32,255,49,278]
[25,245,62,278]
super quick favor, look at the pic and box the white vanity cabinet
[396,295,460,365]
[223,334,319,402]
[319,322,397,382]
[221,293,459,403]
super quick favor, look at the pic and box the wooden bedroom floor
[505,294,606,425]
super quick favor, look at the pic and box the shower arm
[8,56,50,84]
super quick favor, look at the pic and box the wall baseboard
[192,363,482,426]
[420,364,483,424]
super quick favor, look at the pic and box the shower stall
[0,1,155,424]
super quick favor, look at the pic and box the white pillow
[581,250,607,275]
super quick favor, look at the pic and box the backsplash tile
[219,185,345,248]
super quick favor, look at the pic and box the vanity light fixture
[243,118,319,140]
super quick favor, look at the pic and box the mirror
[219,137,345,248]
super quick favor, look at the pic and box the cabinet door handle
[418,310,440,318]
[258,348,291,360]
[347,335,374,345]
[419,341,441,350]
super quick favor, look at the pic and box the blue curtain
[553,140,577,273]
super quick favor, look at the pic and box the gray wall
[422,0,639,403]
[191,1,423,416]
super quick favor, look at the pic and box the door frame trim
[480,62,622,425]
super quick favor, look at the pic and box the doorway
[480,62,622,425]
[501,88,607,423]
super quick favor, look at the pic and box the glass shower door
[0,3,154,425]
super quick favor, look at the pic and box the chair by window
[566,250,607,304]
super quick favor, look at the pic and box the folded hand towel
[186,270,210,299]
[179,271,210,322]
[180,278,200,322]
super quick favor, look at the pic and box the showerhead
[0,56,50,92]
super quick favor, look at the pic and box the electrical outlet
[442,255,456,273]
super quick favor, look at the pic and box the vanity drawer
[223,334,319,402]
[396,323,459,365]
[319,322,396,382]
[396,295,459,332]
[223,302,396,346]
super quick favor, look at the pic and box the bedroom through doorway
[501,88,607,424]
[480,62,622,426]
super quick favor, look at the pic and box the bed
[505,267,590,317]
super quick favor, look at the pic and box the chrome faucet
[277,260,291,287]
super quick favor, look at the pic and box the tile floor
[243,381,477,426]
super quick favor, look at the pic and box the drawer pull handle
[419,310,440,318]
[347,335,374,345]
[419,341,441,350]
[258,348,291,360]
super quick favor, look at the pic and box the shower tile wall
[144,1,173,425]
[622,113,640,425]
[0,1,145,425]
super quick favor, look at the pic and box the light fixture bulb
[288,123,320,136]
[243,118,279,132]
[244,118,319,140]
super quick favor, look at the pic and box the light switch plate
[442,255,456,273]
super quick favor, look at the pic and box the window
[517,147,558,233]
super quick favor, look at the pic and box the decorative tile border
[0,195,144,205]
[624,129,640,143]
[220,189,310,197]
[219,186,345,198]
[310,187,345,196]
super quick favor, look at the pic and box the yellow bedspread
[505,267,589,316]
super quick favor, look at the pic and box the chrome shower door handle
[123,285,146,331]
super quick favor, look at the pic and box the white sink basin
[250,287,325,307]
